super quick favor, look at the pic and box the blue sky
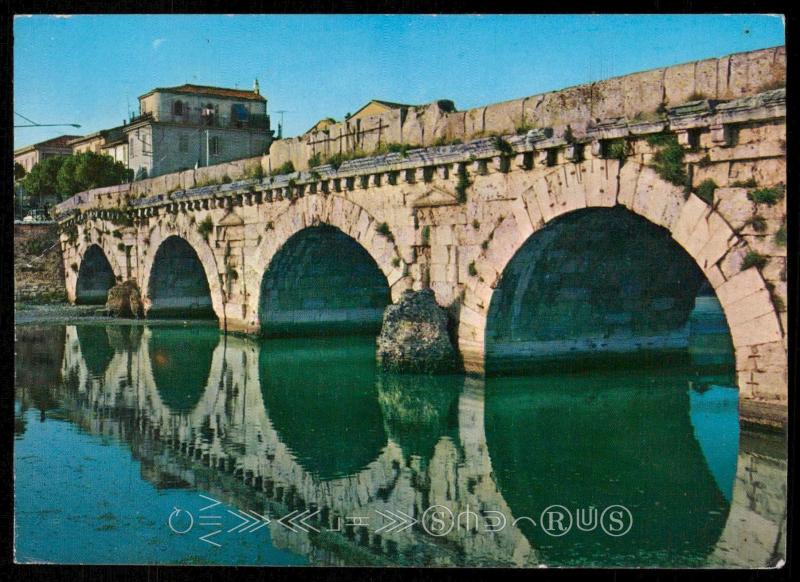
[14,14,785,148]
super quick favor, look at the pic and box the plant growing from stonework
[695,179,717,205]
[732,177,758,188]
[741,251,768,271]
[605,139,628,162]
[744,215,768,233]
[376,222,394,242]
[747,185,785,206]
[391,257,401,268]
[492,136,514,157]
[270,161,296,177]
[420,225,431,246]
[70,262,78,272]
[455,164,470,203]
[197,215,214,239]
[308,153,322,169]
[647,133,688,188]
[468,261,478,277]
[774,220,786,246]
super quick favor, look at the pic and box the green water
[13,320,786,567]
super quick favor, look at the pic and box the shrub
[647,133,688,187]
[270,161,295,177]
[308,153,322,169]
[468,261,478,277]
[391,257,401,268]
[246,163,265,180]
[695,179,717,205]
[472,219,480,229]
[197,215,214,239]
[741,251,768,271]
[747,186,785,206]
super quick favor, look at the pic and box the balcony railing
[129,110,269,130]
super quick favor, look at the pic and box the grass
[741,251,768,271]
[732,178,758,188]
[747,185,785,206]
[421,225,430,246]
[695,179,717,205]
[647,133,688,188]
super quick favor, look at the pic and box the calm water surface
[14,316,786,567]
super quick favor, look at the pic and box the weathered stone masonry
[54,47,788,414]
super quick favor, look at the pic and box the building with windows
[124,81,273,179]
[14,134,81,174]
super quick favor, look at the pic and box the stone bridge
[54,47,788,413]
[25,324,783,567]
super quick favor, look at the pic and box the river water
[13,304,786,567]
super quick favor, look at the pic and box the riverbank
[14,302,218,328]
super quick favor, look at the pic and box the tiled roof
[143,84,265,102]
[14,134,81,154]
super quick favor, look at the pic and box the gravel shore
[14,302,217,328]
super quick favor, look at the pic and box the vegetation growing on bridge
[747,185,785,206]
[270,161,296,177]
[695,179,717,205]
[646,133,688,188]
[741,251,768,271]
[197,215,214,239]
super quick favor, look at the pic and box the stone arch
[140,222,223,319]
[459,159,785,401]
[245,195,411,330]
[74,243,119,304]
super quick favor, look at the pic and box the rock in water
[376,288,457,373]
[106,280,143,318]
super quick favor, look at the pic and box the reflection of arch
[259,225,391,336]
[140,227,221,319]
[259,336,388,480]
[75,244,117,304]
[246,195,412,329]
[485,371,731,567]
[459,160,785,400]
[147,327,218,413]
[75,325,114,377]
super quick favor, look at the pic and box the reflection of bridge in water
[38,324,785,567]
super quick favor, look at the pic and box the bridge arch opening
[148,236,216,319]
[258,224,391,337]
[485,206,734,374]
[75,244,116,305]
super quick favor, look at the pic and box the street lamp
[14,111,81,129]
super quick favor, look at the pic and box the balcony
[131,110,270,131]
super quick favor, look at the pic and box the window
[209,136,221,155]
[179,135,189,153]
[173,100,184,116]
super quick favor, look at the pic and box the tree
[14,162,27,182]
[21,156,66,205]
[56,151,133,197]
